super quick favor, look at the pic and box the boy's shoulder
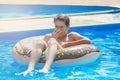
[68,32,85,40]
[68,32,81,37]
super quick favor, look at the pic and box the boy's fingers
[56,31,62,36]
[57,30,62,35]
[52,33,57,38]
[52,29,62,38]
[55,29,61,33]
[53,30,60,35]
[54,29,58,33]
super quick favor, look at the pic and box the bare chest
[57,37,71,45]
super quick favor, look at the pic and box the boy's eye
[55,26,64,29]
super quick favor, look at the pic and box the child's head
[54,14,70,27]
[53,14,70,37]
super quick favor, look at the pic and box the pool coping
[0,0,120,8]
[0,10,120,33]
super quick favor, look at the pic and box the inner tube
[12,36,100,65]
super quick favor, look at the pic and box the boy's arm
[44,33,63,49]
[61,32,91,48]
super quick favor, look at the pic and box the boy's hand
[52,29,62,39]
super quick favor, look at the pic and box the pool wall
[0,23,120,40]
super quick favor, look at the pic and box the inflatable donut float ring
[12,36,100,66]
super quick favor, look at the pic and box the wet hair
[54,14,70,26]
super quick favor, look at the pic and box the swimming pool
[0,23,120,80]
[0,4,119,19]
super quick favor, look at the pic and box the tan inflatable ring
[12,36,100,65]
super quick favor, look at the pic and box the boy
[17,14,91,76]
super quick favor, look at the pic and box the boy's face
[54,20,69,38]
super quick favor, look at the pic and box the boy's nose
[57,28,61,30]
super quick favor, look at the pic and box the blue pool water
[0,23,120,80]
[0,4,119,19]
